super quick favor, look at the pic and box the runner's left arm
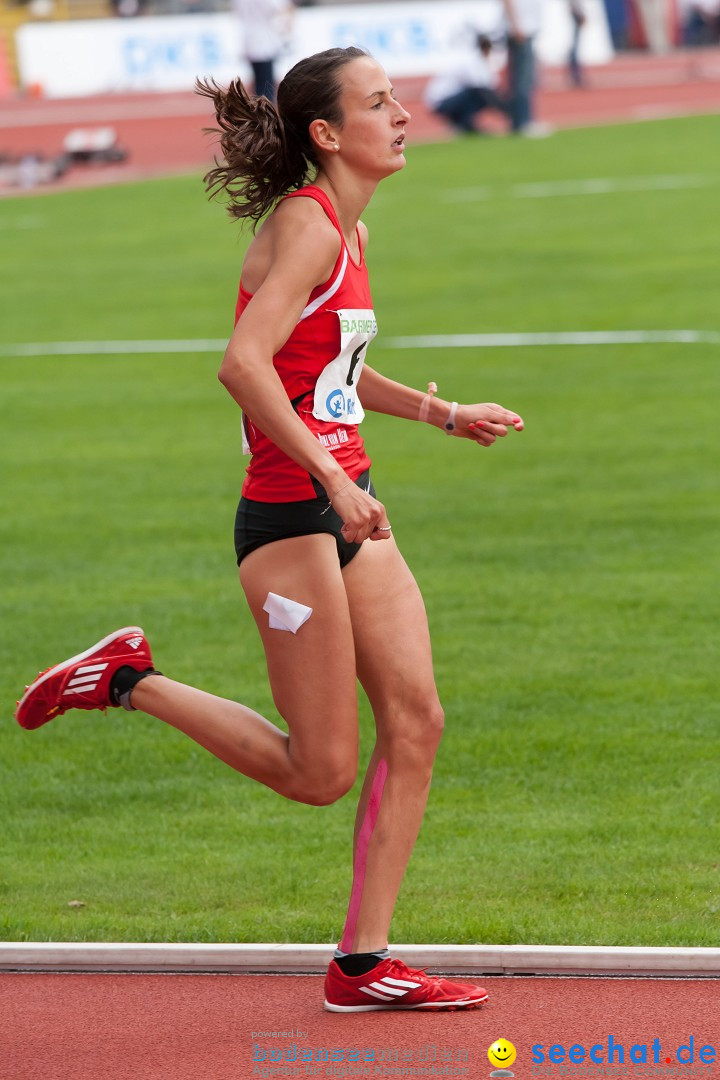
[358,364,524,446]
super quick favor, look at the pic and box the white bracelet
[444,401,458,434]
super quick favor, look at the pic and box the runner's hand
[453,402,524,446]
[330,482,392,544]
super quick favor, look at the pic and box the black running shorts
[234,469,376,568]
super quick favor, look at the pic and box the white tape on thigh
[262,592,313,633]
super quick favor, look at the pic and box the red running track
[1,972,717,1080]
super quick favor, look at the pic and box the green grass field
[1,115,719,947]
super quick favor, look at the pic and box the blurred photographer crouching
[424,34,509,135]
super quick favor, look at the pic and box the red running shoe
[324,957,488,1012]
[15,627,154,730]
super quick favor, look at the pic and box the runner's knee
[287,746,358,805]
[291,765,357,806]
[415,699,445,754]
[384,698,445,765]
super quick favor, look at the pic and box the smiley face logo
[488,1039,517,1070]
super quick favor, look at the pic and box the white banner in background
[16,13,244,96]
[16,0,613,99]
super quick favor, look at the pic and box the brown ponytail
[197,46,368,228]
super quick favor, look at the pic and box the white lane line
[0,216,44,230]
[1,330,719,360]
[443,174,716,202]
[387,330,720,349]
[515,174,713,198]
[0,339,229,357]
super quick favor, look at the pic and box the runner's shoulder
[268,196,342,281]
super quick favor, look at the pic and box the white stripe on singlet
[298,249,348,322]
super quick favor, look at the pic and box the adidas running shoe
[323,957,488,1012]
[15,627,153,730]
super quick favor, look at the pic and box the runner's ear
[309,118,338,156]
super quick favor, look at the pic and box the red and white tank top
[235,185,375,502]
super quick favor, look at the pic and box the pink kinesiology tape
[339,757,389,953]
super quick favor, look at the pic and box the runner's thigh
[341,539,441,738]
[239,533,359,768]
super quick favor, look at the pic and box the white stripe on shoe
[380,976,423,989]
[65,663,109,692]
[367,982,407,997]
[63,680,102,696]
[358,986,395,1001]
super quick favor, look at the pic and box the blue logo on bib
[326,389,345,419]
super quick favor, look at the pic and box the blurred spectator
[500,0,551,135]
[112,0,142,16]
[568,0,586,86]
[424,34,508,134]
[602,0,629,48]
[635,0,671,50]
[682,0,720,42]
[233,0,295,102]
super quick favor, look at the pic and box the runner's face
[334,58,411,178]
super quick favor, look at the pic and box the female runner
[16,46,524,1012]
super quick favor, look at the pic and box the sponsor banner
[16,0,613,99]
[290,0,613,74]
[15,13,245,97]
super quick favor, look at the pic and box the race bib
[312,309,377,425]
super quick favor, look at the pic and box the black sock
[334,951,389,977]
[109,666,160,711]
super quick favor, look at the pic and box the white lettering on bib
[312,309,377,426]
